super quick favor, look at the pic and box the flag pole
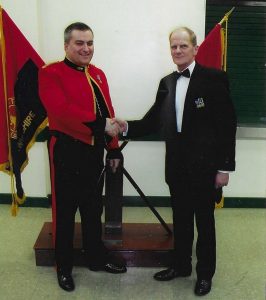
[219,7,235,71]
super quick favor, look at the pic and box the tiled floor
[0,205,265,300]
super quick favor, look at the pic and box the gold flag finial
[219,7,235,25]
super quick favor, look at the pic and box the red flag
[196,24,223,70]
[0,7,47,214]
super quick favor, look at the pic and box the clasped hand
[105,118,127,137]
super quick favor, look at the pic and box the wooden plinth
[34,222,173,267]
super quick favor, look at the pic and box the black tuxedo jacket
[127,63,236,184]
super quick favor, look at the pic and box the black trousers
[168,173,216,280]
[49,134,106,274]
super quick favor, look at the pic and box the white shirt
[175,61,196,132]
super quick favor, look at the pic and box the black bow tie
[175,68,190,79]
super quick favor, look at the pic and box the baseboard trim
[0,194,50,208]
[0,194,265,208]
[121,196,266,208]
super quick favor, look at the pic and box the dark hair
[169,26,197,46]
[64,22,93,43]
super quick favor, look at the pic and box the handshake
[105,118,128,137]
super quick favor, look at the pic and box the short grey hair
[169,26,197,46]
[64,22,93,43]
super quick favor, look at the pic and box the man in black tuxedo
[116,27,236,296]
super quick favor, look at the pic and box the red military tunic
[39,60,118,150]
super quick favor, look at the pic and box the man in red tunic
[39,22,126,292]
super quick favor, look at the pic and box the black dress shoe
[89,262,127,274]
[194,279,212,296]
[57,272,75,292]
[154,267,191,281]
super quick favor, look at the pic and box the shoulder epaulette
[42,61,60,69]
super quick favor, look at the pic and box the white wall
[229,139,266,198]
[0,0,40,51]
[0,0,265,199]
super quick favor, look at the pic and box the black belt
[49,130,85,144]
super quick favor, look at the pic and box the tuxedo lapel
[161,72,179,137]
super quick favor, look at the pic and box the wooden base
[34,222,173,267]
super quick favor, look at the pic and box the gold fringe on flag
[219,7,235,71]
[0,7,20,215]
[215,195,224,209]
